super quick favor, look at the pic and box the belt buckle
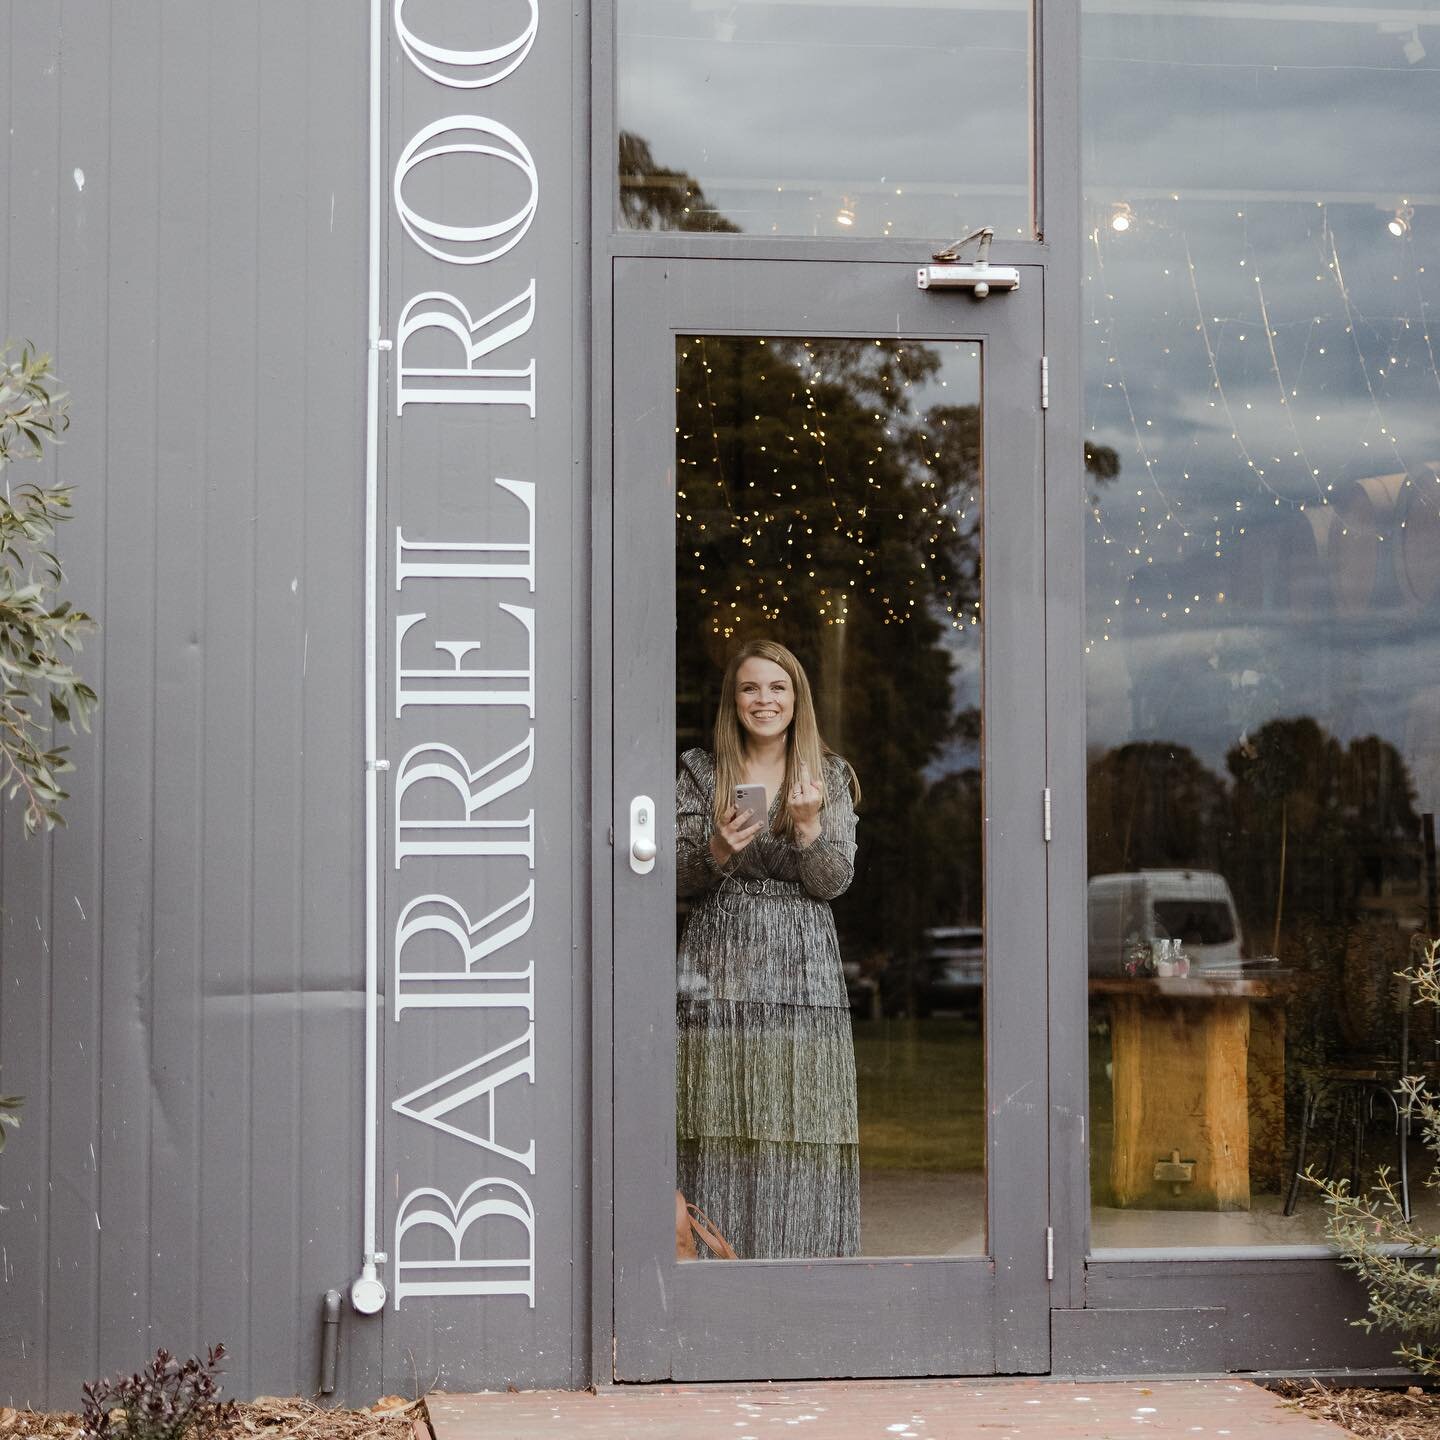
[743,877,766,897]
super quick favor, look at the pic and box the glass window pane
[618,2,1031,239]
[673,335,988,1258]
[1084,0,1440,1246]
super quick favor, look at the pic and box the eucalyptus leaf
[0,342,98,835]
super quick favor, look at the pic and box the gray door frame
[609,257,1051,1381]
[586,0,1392,1386]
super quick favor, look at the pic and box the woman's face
[734,656,795,746]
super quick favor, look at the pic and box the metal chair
[1283,933,1437,1222]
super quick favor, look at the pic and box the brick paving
[427,1378,1353,1440]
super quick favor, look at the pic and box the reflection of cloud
[1088,599,1440,779]
[619,2,1029,233]
[1084,9,1440,195]
[1083,68,1440,794]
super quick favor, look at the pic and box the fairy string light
[676,335,984,641]
[1324,208,1414,484]
[1253,270,1326,503]
[1182,231,1302,511]
[1084,189,1440,661]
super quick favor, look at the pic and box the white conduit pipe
[351,0,387,1318]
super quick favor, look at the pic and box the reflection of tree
[1089,722,1426,1154]
[675,334,980,963]
[1087,741,1228,876]
[1084,440,1121,504]
[1228,717,1349,950]
[619,131,740,234]
[1088,719,1422,958]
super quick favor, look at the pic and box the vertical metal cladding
[0,0,577,1401]
[369,0,573,1387]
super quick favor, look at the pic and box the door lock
[917,226,1019,298]
[629,795,657,874]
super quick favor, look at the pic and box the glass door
[611,258,1050,1380]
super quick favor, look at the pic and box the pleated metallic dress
[675,748,861,1259]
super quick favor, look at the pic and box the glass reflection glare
[1084,0,1440,1248]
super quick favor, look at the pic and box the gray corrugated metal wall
[0,2,583,1406]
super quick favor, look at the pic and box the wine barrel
[1325,468,1440,613]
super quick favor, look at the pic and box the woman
[675,638,862,1259]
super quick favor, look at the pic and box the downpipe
[319,1290,343,1395]
[352,0,388,1317]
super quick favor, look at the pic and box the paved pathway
[428,1379,1353,1440]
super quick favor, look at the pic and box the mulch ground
[1278,1381,1440,1439]
[0,1396,426,1440]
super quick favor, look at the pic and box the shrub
[1314,937,1440,1372]
[80,1346,238,1440]
[0,341,98,834]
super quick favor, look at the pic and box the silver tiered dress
[675,748,860,1259]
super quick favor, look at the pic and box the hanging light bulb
[1110,202,1135,233]
[836,196,857,228]
[1388,204,1414,238]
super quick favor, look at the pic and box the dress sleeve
[795,759,858,901]
[676,752,727,897]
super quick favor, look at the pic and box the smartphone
[734,783,768,829]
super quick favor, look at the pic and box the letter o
[394,0,538,89]
[393,117,538,265]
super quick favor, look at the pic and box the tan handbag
[675,1189,738,1260]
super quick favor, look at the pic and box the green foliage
[1312,938,1440,1372]
[81,1346,238,1440]
[0,342,97,834]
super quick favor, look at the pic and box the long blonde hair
[711,638,860,838]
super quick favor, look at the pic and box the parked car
[881,925,985,1018]
[1087,869,1244,975]
[842,956,881,1019]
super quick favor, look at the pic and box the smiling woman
[674,640,862,1259]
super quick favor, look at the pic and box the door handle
[629,794,657,874]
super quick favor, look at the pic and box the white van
[1087,869,1245,975]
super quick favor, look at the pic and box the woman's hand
[710,805,764,869]
[789,761,824,847]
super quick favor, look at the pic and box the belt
[718,876,808,899]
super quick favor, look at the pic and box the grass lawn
[853,1017,985,1172]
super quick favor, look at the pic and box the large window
[1084,0,1440,1245]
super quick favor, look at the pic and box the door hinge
[1046,1226,1055,1281]
[1042,787,1053,843]
[1040,354,1049,409]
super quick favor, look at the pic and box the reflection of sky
[618,1,1029,237]
[1082,3,1440,806]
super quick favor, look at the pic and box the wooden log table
[1091,975,1291,1210]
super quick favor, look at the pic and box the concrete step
[427,1377,1353,1439]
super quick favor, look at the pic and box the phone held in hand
[734,783,767,830]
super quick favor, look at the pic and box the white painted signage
[365,0,546,1312]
